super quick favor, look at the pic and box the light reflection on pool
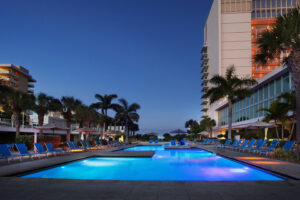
[23,145,283,181]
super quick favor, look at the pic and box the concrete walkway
[197,144,300,179]
[0,177,300,200]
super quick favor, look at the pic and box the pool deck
[196,144,300,180]
[0,143,300,200]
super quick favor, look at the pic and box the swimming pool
[22,145,283,181]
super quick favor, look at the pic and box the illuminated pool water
[23,145,283,181]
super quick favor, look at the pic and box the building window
[282,0,286,6]
[267,10,271,17]
[252,0,256,8]
[272,9,276,16]
[257,0,261,8]
[275,78,282,96]
[264,85,269,99]
[277,0,281,6]
[262,0,266,8]
[267,0,271,7]
[283,75,290,92]
[270,82,274,97]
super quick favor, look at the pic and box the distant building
[201,0,299,126]
[0,64,36,93]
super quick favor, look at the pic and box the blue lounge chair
[249,139,268,153]
[241,139,256,152]
[45,143,64,155]
[15,144,40,159]
[234,140,248,151]
[155,139,158,144]
[228,140,242,149]
[81,141,96,150]
[34,143,50,157]
[283,141,295,151]
[199,139,208,144]
[225,140,238,149]
[86,141,99,149]
[0,144,23,162]
[216,139,231,149]
[171,140,176,145]
[259,140,279,155]
[180,139,185,145]
[95,140,101,148]
[7,144,14,151]
[149,139,153,144]
[67,141,75,150]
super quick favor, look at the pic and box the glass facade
[251,0,298,19]
[218,72,293,126]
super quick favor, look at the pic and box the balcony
[28,83,35,88]
[201,100,208,105]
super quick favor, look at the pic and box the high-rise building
[201,0,299,134]
[0,64,36,93]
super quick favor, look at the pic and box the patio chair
[34,143,50,157]
[86,141,99,149]
[259,140,279,155]
[45,143,64,156]
[67,141,75,150]
[249,139,268,153]
[283,141,295,151]
[216,139,231,149]
[227,140,242,150]
[180,139,185,145]
[0,144,23,162]
[149,139,153,144]
[171,140,176,145]
[15,144,40,159]
[241,139,257,152]
[95,140,101,148]
[233,140,248,151]
[155,139,158,144]
[225,140,237,149]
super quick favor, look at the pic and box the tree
[61,96,82,142]
[259,100,289,139]
[185,119,198,134]
[114,98,140,143]
[91,94,119,135]
[199,117,216,138]
[33,93,62,126]
[278,92,296,140]
[254,7,300,152]
[3,90,35,137]
[204,66,256,139]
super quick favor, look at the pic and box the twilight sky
[0,0,212,133]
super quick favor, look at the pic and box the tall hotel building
[201,0,299,136]
[0,64,35,93]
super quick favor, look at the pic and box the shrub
[272,148,300,163]
[15,135,34,150]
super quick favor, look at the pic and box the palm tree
[204,66,257,139]
[259,100,289,139]
[278,92,296,140]
[3,90,35,137]
[91,94,119,115]
[199,117,216,138]
[61,96,82,142]
[91,94,119,134]
[254,7,300,152]
[33,93,62,126]
[114,98,140,143]
[185,119,197,134]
